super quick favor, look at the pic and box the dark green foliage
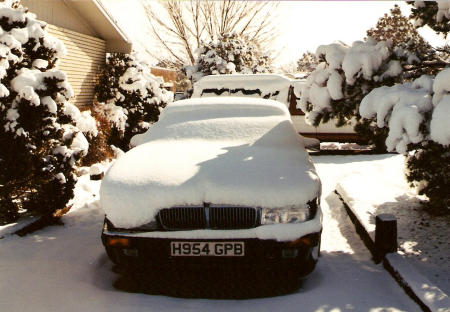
[402,1,450,213]
[95,53,170,151]
[112,86,161,152]
[368,4,440,79]
[354,5,436,148]
[0,1,80,220]
[353,118,390,153]
[406,141,450,214]
[95,53,133,104]
[0,73,81,220]
[307,49,400,151]
[304,5,440,152]
[407,1,450,35]
[368,5,427,47]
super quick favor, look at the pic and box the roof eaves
[64,0,132,54]
[93,0,130,44]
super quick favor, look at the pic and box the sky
[279,1,447,63]
[101,0,448,66]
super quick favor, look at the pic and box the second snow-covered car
[100,97,322,278]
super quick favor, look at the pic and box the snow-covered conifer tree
[361,1,450,213]
[183,32,273,94]
[95,53,173,151]
[368,4,440,79]
[368,5,427,47]
[360,68,450,213]
[298,38,402,150]
[299,5,438,151]
[0,0,90,220]
[296,51,318,77]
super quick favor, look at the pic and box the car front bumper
[102,206,322,276]
[102,230,321,277]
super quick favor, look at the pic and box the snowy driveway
[0,155,421,312]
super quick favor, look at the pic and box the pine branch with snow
[298,38,403,151]
[353,4,450,213]
[408,1,450,36]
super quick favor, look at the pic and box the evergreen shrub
[0,0,88,220]
[95,53,173,151]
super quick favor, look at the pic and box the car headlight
[261,198,318,225]
[103,217,158,232]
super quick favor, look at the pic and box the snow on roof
[100,97,321,229]
[191,74,303,107]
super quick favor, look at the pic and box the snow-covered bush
[360,69,450,213]
[0,0,89,220]
[95,53,173,151]
[183,32,273,96]
[299,6,439,151]
[298,38,402,150]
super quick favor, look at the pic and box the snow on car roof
[100,97,321,229]
[191,74,304,107]
[132,97,293,145]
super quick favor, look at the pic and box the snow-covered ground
[334,154,450,296]
[1,153,448,311]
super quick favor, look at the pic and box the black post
[375,214,397,263]
[90,172,104,180]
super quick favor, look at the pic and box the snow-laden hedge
[95,53,173,151]
[0,0,94,220]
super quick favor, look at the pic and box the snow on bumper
[103,206,322,242]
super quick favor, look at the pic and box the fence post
[375,214,397,263]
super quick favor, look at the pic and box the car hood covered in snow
[100,98,321,229]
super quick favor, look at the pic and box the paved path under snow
[0,155,422,311]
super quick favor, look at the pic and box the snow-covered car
[100,97,322,278]
[192,74,361,143]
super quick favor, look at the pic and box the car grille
[158,206,259,230]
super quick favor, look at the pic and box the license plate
[171,242,244,256]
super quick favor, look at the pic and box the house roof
[64,0,132,53]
